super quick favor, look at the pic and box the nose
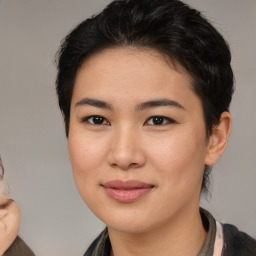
[107,127,146,170]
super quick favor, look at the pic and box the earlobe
[204,112,232,166]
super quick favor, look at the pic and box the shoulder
[4,236,35,256]
[222,223,256,256]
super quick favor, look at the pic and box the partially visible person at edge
[0,157,35,256]
[55,0,256,255]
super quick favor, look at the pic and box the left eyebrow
[136,98,185,111]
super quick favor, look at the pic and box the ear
[204,111,232,166]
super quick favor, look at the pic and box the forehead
[72,47,200,110]
[78,47,191,83]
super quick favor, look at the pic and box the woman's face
[68,47,211,233]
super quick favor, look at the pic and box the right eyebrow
[74,98,113,110]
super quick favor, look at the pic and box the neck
[108,207,207,256]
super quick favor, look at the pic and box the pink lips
[102,180,154,203]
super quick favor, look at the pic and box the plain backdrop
[0,0,255,255]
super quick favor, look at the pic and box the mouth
[101,180,154,203]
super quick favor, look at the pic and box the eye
[83,115,109,125]
[145,116,175,126]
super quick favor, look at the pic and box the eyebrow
[0,199,13,209]
[75,98,113,110]
[75,98,185,111]
[136,98,185,111]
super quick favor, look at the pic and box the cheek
[68,133,103,205]
[145,129,207,184]
[68,132,106,177]
[149,130,205,160]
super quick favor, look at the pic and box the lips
[102,180,154,203]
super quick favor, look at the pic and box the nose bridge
[108,124,145,169]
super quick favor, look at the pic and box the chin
[107,220,153,234]
[96,208,160,234]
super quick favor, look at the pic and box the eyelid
[80,115,176,126]
[82,115,110,125]
[144,116,176,126]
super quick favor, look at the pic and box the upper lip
[102,180,154,189]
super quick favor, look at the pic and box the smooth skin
[0,193,20,255]
[68,47,231,256]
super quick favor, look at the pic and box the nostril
[110,162,140,170]
[129,163,139,168]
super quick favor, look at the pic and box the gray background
[0,0,255,255]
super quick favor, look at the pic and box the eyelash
[145,116,175,126]
[82,115,110,125]
[82,115,175,126]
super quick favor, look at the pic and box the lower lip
[103,187,153,203]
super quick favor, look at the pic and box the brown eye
[152,116,164,125]
[145,116,175,126]
[84,115,109,125]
